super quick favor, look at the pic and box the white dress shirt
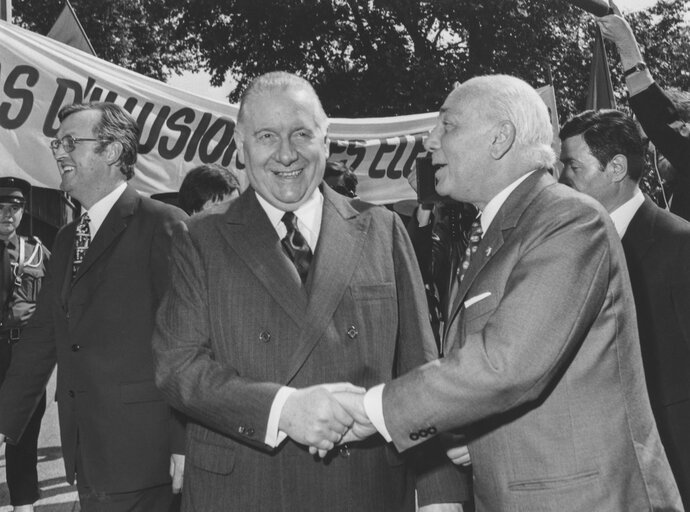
[84,181,128,239]
[609,188,645,237]
[256,188,324,447]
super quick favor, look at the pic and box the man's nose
[424,127,441,152]
[277,138,297,165]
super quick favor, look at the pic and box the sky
[167,0,661,104]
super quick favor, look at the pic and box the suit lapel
[284,188,368,384]
[218,191,308,327]
[443,170,555,353]
[70,185,138,287]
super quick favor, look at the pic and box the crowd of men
[0,5,688,512]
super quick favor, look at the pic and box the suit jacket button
[409,432,419,441]
[71,344,80,352]
[68,390,75,398]
[339,445,351,458]
[347,326,358,339]
[259,330,271,343]
[420,429,429,438]
[428,426,437,435]
[238,425,246,434]
[246,428,255,437]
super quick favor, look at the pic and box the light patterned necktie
[458,218,482,283]
[281,211,313,284]
[72,213,91,280]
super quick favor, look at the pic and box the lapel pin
[485,247,492,257]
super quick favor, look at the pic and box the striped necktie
[72,213,91,280]
[281,211,313,284]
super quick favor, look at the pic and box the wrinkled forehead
[241,88,327,134]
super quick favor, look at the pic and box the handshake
[278,383,378,458]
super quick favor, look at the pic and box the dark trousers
[76,447,180,512]
[1,342,46,506]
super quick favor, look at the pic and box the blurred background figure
[598,2,690,220]
[0,176,49,512]
[323,160,358,198]
[178,163,241,215]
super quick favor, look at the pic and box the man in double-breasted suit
[560,108,690,508]
[0,102,187,511]
[341,75,682,511]
[153,71,466,511]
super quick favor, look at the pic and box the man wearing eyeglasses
[0,177,49,512]
[0,102,187,512]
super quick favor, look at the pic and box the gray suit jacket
[153,186,464,511]
[380,171,681,511]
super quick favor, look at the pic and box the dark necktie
[72,213,91,280]
[281,212,313,284]
[458,218,482,283]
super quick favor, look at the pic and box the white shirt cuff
[626,69,654,96]
[265,386,296,447]
[363,383,392,443]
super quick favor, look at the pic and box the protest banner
[1,20,559,204]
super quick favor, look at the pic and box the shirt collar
[480,171,536,235]
[610,188,645,237]
[255,188,324,251]
[85,181,128,238]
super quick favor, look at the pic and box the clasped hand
[279,382,377,458]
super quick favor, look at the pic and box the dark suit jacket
[0,184,187,493]
[380,171,681,511]
[630,83,690,221]
[622,196,690,507]
[153,186,464,511]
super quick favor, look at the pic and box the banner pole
[0,0,12,22]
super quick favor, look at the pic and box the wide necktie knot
[72,213,91,280]
[281,211,313,284]
[458,218,482,283]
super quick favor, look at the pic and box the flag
[586,25,616,110]
[47,0,96,56]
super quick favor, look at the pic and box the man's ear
[606,154,628,183]
[234,129,245,165]
[106,141,123,166]
[489,121,516,160]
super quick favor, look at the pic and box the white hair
[457,74,556,169]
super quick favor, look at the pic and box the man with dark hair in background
[560,108,690,508]
[0,102,187,512]
[178,163,241,215]
[323,160,358,198]
[0,176,49,512]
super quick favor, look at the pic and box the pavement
[0,370,80,511]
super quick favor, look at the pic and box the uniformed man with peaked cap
[0,176,50,512]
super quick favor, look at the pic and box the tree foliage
[162,0,689,121]
[14,0,690,121]
[13,0,195,81]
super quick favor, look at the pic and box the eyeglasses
[49,135,102,154]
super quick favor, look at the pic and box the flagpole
[0,0,11,22]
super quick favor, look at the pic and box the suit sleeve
[149,206,189,455]
[630,83,690,194]
[392,214,471,504]
[0,236,60,442]
[382,201,612,452]
[152,221,281,451]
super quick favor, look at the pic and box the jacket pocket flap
[189,438,236,475]
[351,283,395,300]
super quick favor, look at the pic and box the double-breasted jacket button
[68,390,75,398]
[71,344,81,352]
[259,330,271,343]
[339,445,351,458]
[346,325,358,339]
[238,425,255,437]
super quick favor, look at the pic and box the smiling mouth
[59,163,75,177]
[271,168,303,178]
